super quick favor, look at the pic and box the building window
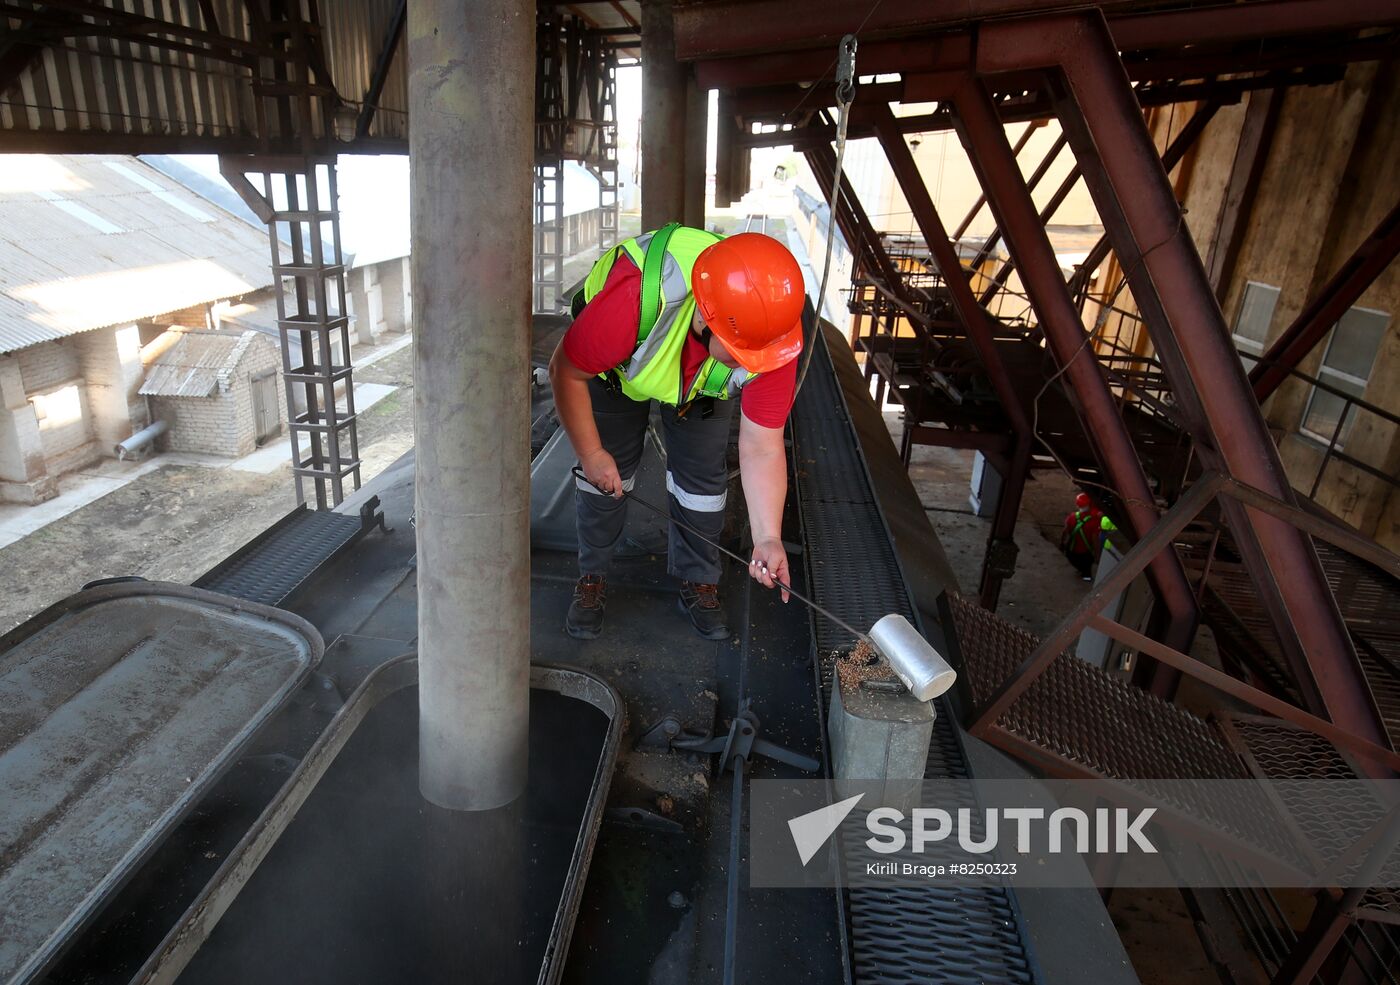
[1300,306,1390,448]
[29,383,84,428]
[1232,281,1281,371]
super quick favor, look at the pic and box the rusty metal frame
[973,11,1386,752]
[804,137,915,308]
[735,68,1332,152]
[951,75,1200,660]
[972,130,1067,276]
[675,0,1400,65]
[870,101,1033,608]
[951,120,1041,241]
[967,470,1400,776]
[1066,98,1222,303]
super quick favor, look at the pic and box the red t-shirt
[561,255,797,429]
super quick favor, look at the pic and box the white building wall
[0,357,54,503]
[15,339,98,473]
[16,340,80,391]
[151,395,237,456]
[76,324,148,454]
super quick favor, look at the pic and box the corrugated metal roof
[139,330,258,398]
[0,154,275,354]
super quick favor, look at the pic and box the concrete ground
[0,340,417,635]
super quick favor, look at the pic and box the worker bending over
[549,224,805,640]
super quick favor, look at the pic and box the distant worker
[1060,492,1102,580]
[549,224,805,641]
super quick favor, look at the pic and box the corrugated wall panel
[319,0,408,141]
[0,0,305,146]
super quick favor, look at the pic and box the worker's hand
[579,448,624,499]
[750,538,790,602]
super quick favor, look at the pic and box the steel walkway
[194,500,382,607]
[791,325,1041,985]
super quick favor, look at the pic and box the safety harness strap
[637,221,680,344]
[688,358,735,400]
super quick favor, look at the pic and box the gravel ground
[0,343,417,634]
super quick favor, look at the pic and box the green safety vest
[579,222,759,405]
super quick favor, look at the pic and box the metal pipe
[408,0,533,810]
[115,419,167,460]
[641,0,686,227]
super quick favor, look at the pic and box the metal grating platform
[945,595,1312,871]
[791,327,1040,985]
[1202,539,1400,748]
[194,504,373,607]
[948,597,1253,783]
[792,328,915,675]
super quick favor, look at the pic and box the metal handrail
[968,470,1400,774]
[848,240,1398,511]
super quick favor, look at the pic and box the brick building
[0,154,274,503]
[139,330,283,458]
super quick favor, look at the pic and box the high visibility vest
[579,222,759,405]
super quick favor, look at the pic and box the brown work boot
[678,580,730,640]
[566,575,607,640]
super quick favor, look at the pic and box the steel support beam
[641,0,686,227]
[804,139,911,305]
[674,0,1400,62]
[1204,87,1281,298]
[952,121,1040,242]
[871,103,1032,608]
[972,131,1067,272]
[355,0,406,138]
[1066,98,1222,300]
[978,12,1384,747]
[981,159,1082,306]
[409,0,533,809]
[951,77,1199,659]
[734,71,1289,153]
[1250,198,1400,401]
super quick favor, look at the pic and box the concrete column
[640,0,686,229]
[349,271,373,345]
[683,73,707,228]
[366,265,386,339]
[409,0,533,810]
[379,260,407,334]
[78,324,145,452]
[0,358,53,503]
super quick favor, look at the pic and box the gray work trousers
[576,377,733,584]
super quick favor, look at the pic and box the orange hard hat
[691,233,805,374]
